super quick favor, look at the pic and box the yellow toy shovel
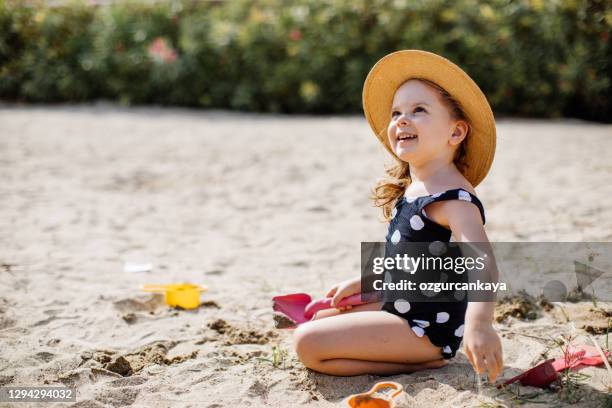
[142,283,207,309]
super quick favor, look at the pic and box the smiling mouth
[397,132,417,141]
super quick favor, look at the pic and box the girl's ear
[449,120,469,146]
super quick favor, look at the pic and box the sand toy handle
[368,381,403,398]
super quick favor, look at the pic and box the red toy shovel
[498,359,559,389]
[498,345,610,389]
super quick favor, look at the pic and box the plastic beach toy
[142,283,207,309]
[550,344,610,371]
[498,345,610,389]
[343,381,403,408]
[499,359,559,389]
[272,292,372,326]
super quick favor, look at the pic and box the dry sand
[0,105,611,407]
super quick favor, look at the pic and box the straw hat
[362,50,496,187]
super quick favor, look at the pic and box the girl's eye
[391,107,425,118]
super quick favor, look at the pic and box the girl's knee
[292,324,322,369]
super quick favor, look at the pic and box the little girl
[293,50,503,381]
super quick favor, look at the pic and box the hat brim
[362,50,496,187]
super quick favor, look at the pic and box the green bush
[0,0,609,121]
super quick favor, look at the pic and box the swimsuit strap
[414,189,486,225]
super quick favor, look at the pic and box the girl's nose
[397,113,410,127]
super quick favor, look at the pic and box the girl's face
[387,80,465,166]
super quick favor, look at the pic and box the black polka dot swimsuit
[380,188,486,360]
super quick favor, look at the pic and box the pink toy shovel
[550,345,610,371]
[272,293,371,326]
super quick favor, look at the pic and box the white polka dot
[405,196,417,203]
[412,326,425,337]
[454,324,465,337]
[429,241,447,256]
[393,299,411,314]
[390,229,401,244]
[432,192,443,198]
[443,345,452,354]
[409,215,424,230]
[436,312,450,323]
[458,190,471,202]
[454,290,466,301]
[391,207,397,218]
[413,319,430,328]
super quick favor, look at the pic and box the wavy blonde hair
[371,78,470,221]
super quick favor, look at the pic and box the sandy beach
[0,105,611,407]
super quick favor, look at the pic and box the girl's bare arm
[438,200,503,382]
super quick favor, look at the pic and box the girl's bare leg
[293,304,447,376]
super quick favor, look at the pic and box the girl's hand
[463,320,503,383]
[325,277,361,311]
